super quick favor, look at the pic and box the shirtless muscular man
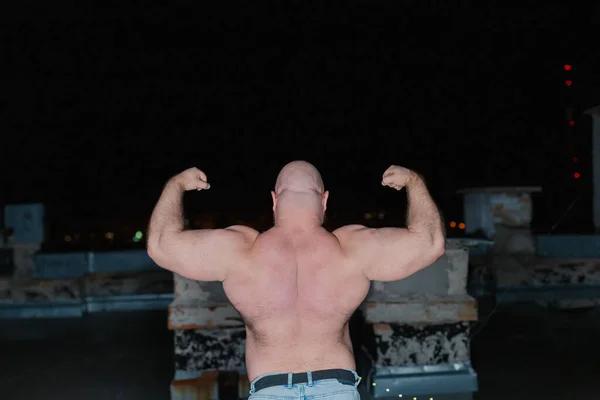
[148,161,445,399]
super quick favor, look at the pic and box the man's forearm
[405,174,445,242]
[147,180,185,248]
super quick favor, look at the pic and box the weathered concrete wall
[175,328,246,372]
[11,244,41,280]
[373,322,471,367]
[368,241,469,298]
[493,257,600,288]
[0,270,173,303]
[362,294,477,325]
[536,234,600,258]
[83,271,173,297]
[0,278,81,302]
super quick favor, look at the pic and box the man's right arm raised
[334,166,445,282]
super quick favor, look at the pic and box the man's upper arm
[334,225,445,282]
[147,225,257,282]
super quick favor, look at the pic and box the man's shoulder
[332,224,369,238]
[223,225,260,243]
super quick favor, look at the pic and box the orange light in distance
[449,221,457,228]
[458,222,466,230]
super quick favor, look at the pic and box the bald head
[275,161,325,195]
[272,161,328,226]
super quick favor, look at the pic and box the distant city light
[364,213,373,220]
[133,231,143,242]
[574,172,581,179]
[64,235,72,243]
[458,222,466,230]
[564,64,572,71]
[378,212,385,220]
[565,80,572,87]
[449,221,457,228]
[105,232,115,240]
[569,120,575,127]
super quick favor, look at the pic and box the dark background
[2,1,600,246]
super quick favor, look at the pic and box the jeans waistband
[251,369,360,393]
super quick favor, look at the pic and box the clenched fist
[172,167,211,191]
[381,165,417,191]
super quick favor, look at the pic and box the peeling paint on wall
[174,328,246,371]
[374,322,471,366]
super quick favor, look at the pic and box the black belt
[253,369,356,392]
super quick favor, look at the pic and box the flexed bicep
[335,225,444,282]
[148,226,257,282]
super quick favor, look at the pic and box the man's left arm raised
[147,167,256,282]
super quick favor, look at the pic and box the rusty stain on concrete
[171,370,219,400]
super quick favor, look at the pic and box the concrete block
[367,241,469,298]
[373,322,471,367]
[3,203,45,244]
[362,294,477,324]
[11,244,40,280]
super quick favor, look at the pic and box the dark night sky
[2,1,600,227]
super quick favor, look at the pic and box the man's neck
[275,212,322,230]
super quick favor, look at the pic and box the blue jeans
[248,370,361,399]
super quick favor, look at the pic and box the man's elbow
[147,242,169,270]
[431,234,446,260]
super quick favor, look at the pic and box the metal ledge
[85,293,174,313]
[496,285,600,303]
[0,293,174,318]
[370,362,478,398]
[0,300,84,318]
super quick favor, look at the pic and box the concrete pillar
[457,187,541,255]
[585,105,600,230]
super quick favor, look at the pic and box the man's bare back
[147,161,445,397]
[223,226,370,380]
